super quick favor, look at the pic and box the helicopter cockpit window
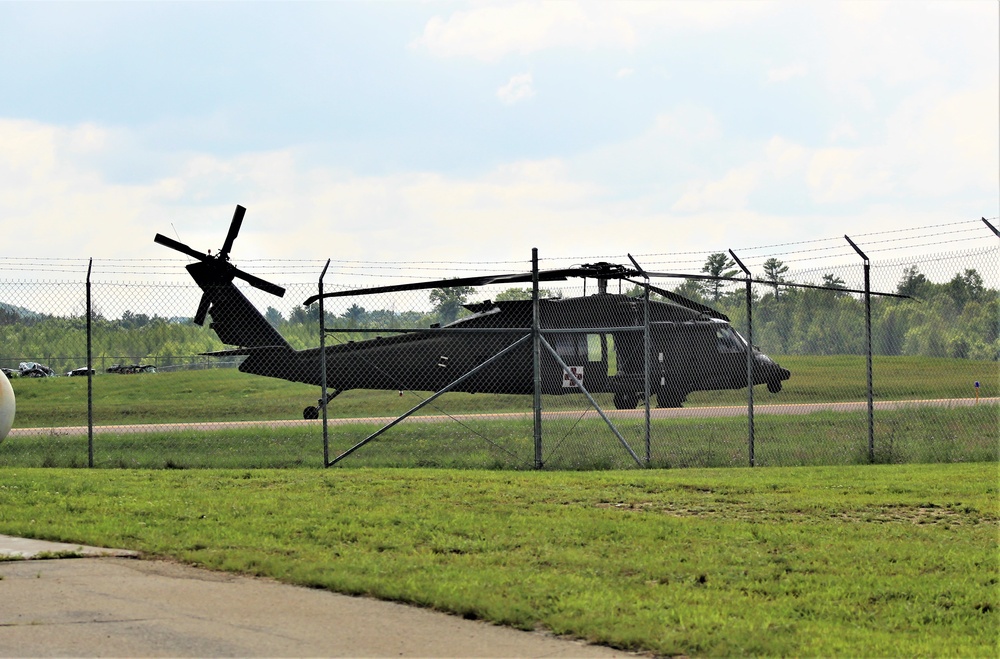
[716,326,746,354]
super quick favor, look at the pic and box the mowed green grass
[2,406,997,469]
[8,355,998,427]
[0,463,996,656]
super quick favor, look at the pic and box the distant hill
[0,301,42,319]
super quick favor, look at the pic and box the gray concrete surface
[0,534,139,559]
[0,536,629,658]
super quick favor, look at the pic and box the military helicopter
[154,206,896,418]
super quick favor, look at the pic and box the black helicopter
[155,206,900,418]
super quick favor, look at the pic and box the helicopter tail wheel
[303,406,319,420]
[613,391,639,410]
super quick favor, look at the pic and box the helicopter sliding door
[654,323,700,407]
[549,332,589,394]
[543,331,624,396]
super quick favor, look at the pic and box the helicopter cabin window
[587,334,603,362]
[553,333,588,362]
[715,326,746,354]
[606,334,618,376]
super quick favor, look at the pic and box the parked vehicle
[106,364,157,374]
[18,362,55,377]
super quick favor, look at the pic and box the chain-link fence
[1,228,997,470]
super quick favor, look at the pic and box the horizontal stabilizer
[199,346,291,357]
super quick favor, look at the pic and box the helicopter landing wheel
[613,391,639,410]
[303,406,319,420]
[656,389,685,408]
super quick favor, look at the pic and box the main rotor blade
[154,234,212,262]
[625,278,730,321]
[232,267,286,298]
[303,270,571,305]
[641,270,911,299]
[193,292,211,326]
[219,205,246,260]
[301,264,642,305]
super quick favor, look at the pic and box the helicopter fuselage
[233,294,790,411]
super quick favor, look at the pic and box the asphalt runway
[0,536,627,658]
[9,397,996,437]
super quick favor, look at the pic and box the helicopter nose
[753,355,790,382]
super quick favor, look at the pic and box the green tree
[264,306,283,328]
[761,258,789,300]
[118,310,151,330]
[494,287,557,302]
[342,303,367,328]
[821,273,847,296]
[897,265,930,298]
[288,304,321,326]
[944,269,986,309]
[701,253,738,302]
[430,285,475,324]
[672,279,706,303]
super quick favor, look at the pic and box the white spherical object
[0,369,15,442]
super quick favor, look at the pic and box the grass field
[3,354,996,469]
[1,406,997,470]
[7,354,998,427]
[0,463,996,656]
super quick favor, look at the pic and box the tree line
[0,258,995,371]
[677,254,998,361]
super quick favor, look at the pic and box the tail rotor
[154,205,286,325]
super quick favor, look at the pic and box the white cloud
[0,119,612,272]
[0,120,152,258]
[806,147,892,204]
[650,106,723,142]
[828,120,858,143]
[670,137,805,213]
[496,73,535,105]
[818,2,997,108]
[672,165,762,213]
[885,86,1000,197]
[415,1,635,61]
[803,84,998,204]
[766,62,807,83]
[413,1,772,61]
[763,136,808,178]
[2,71,996,290]
[616,67,634,79]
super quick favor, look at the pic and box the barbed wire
[1,218,996,279]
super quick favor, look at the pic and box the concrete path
[0,536,628,658]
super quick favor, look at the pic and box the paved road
[9,397,996,437]
[0,536,627,658]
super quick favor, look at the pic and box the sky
[0,0,997,290]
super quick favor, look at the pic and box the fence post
[729,250,754,467]
[319,259,331,467]
[845,235,874,463]
[643,281,651,466]
[532,248,543,469]
[86,258,94,468]
[627,254,652,466]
